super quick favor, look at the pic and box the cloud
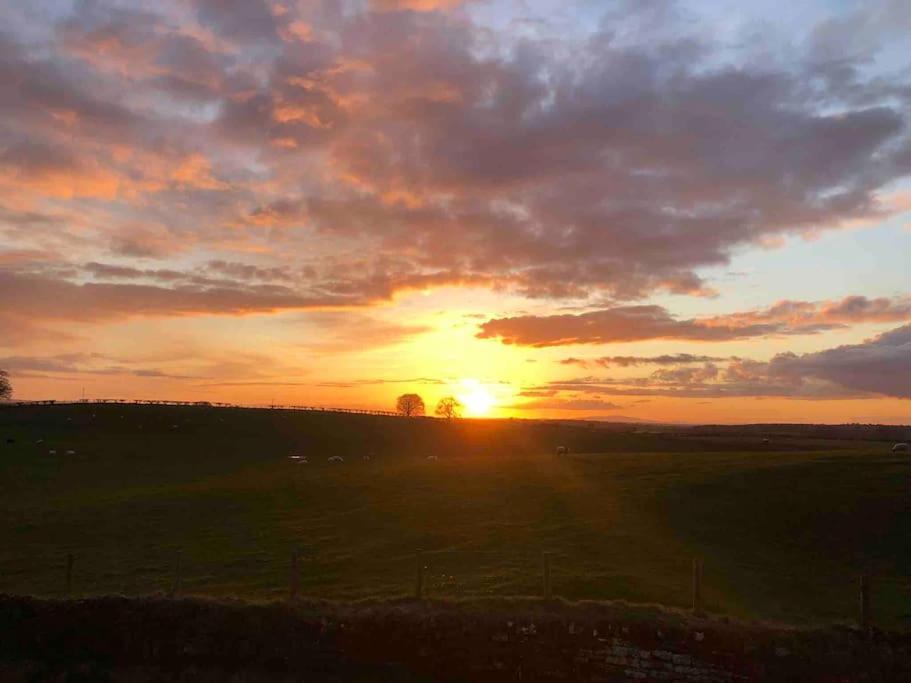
[0,139,121,199]
[0,269,373,323]
[0,1,908,308]
[528,325,911,401]
[0,312,79,348]
[561,353,730,368]
[370,0,466,10]
[769,324,911,399]
[191,0,280,44]
[0,353,198,379]
[286,311,431,351]
[109,225,186,259]
[478,296,911,347]
[509,397,624,411]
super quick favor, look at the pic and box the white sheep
[328,455,344,463]
[426,455,438,461]
[893,443,909,453]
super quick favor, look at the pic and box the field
[2,403,911,629]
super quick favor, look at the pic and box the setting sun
[456,380,496,417]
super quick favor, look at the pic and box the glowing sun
[457,379,496,416]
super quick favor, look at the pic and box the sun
[456,379,496,417]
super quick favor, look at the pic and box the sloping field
[1,403,909,628]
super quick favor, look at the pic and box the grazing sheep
[426,455,438,461]
[328,455,344,463]
[762,438,770,445]
[49,450,57,455]
[555,446,567,456]
[66,450,76,455]
[893,443,909,453]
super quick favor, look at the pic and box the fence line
[1,398,403,418]
[3,546,907,633]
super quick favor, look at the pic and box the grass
[2,403,910,629]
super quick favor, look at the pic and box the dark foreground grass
[1,403,910,629]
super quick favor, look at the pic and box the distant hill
[685,422,911,441]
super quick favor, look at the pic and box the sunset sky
[1,0,910,423]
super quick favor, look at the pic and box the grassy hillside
[2,403,910,629]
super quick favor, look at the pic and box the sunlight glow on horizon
[456,379,498,417]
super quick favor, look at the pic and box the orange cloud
[170,154,226,190]
[369,0,465,10]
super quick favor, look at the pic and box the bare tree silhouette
[434,396,463,419]
[396,393,425,417]
[0,370,11,401]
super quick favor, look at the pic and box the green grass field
[2,404,911,629]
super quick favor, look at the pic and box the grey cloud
[533,324,911,400]
[479,297,911,347]
[0,269,373,322]
[770,325,911,399]
[192,0,279,44]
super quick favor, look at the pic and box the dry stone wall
[1,595,909,681]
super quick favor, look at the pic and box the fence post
[859,574,871,633]
[415,551,425,600]
[543,552,552,600]
[65,553,74,597]
[289,551,301,603]
[692,558,704,616]
[170,550,182,598]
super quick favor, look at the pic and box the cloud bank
[478,297,911,347]
[527,324,911,402]
[0,0,909,310]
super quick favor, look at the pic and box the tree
[0,370,11,401]
[434,396,463,419]
[396,393,425,417]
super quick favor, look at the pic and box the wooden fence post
[65,553,74,597]
[859,574,871,633]
[543,552,552,600]
[692,558,704,616]
[415,551,425,600]
[170,550,182,598]
[289,551,301,602]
